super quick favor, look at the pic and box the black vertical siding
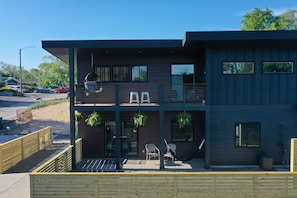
[210,47,297,105]
[208,46,297,166]
[209,105,297,165]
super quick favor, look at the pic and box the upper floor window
[113,65,129,82]
[132,65,148,82]
[223,62,254,74]
[262,61,294,73]
[95,66,111,82]
[235,122,260,148]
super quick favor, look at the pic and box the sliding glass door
[105,121,138,157]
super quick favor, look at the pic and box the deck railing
[32,138,82,173]
[30,138,297,198]
[75,83,205,105]
[0,126,52,173]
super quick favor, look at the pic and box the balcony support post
[159,84,165,169]
[115,85,121,169]
[69,48,76,170]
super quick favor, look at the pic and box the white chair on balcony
[141,92,150,103]
[145,143,160,160]
[129,92,139,103]
[164,139,176,163]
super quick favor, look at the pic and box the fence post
[0,146,2,173]
[290,138,297,172]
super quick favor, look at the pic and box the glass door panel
[105,121,138,157]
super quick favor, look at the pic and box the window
[171,120,193,142]
[171,64,194,102]
[132,65,147,81]
[95,66,110,82]
[113,66,129,81]
[235,122,260,147]
[262,61,294,73]
[223,62,254,74]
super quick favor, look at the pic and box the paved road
[0,93,68,123]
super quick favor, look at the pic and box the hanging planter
[177,112,192,129]
[132,111,148,127]
[75,111,83,123]
[85,111,102,127]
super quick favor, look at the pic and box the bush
[0,86,13,92]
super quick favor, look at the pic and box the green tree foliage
[241,8,297,30]
[0,55,69,90]
[37,55,69,87]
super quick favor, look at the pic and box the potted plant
[75,111,83,123]
[132,111,148,127]
[177,112,192,129]
[85,111,102,127]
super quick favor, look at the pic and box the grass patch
[30,98,69,109]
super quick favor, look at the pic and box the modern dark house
[42,30,297,169]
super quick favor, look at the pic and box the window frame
[262,61,294,74]
[131,65,148,82]
[112,65,129,82]
[222,61,255,75]
[95,66,111,82]
[235,122,260,148]
[171,120,194,142]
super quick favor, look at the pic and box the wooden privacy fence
[0,126,52,173]
[30,138,297,198]
[30,172,297,198]
[32,138,82,173]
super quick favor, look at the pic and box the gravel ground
[1,101,70,173]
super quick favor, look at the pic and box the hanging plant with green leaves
[85,111,102,127]
[132,111,148,127]
[75,111,83,122]
[177,112,192,129]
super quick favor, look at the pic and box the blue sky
[0,0,296,70]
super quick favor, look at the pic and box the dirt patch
[0,101,70,135]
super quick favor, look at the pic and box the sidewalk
[0,173,30,198]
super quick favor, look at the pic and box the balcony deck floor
[75,158,206,172]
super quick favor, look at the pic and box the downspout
[69,48,76,169]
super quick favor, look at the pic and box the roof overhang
[183,30,297,47]
[42,40,183,64]
[42,30,297,64]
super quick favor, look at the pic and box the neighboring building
[42,30,297,168]
[3,77,20,86]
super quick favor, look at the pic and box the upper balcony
[74,83,205,109]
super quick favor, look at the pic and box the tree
[37,55,69,87]
[241,8,297,30]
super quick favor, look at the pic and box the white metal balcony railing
[75,83,205,105]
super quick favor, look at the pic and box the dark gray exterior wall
[207,47,297,165]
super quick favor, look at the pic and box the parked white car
[8,85,21,93]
